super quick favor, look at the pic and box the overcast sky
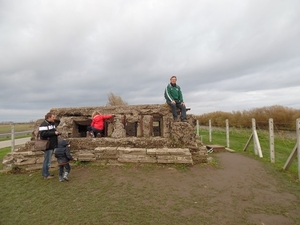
[1,0,299,122]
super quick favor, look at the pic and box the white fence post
[209,119,212,142]
[297,118,300,180]
[252,118,258,155]
[226,119,230,148]
[196,120,199,137]
[252,118,263,158]
[11,123,15,152]
[269,118,275,163]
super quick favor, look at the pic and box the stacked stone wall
[2,104,207,171]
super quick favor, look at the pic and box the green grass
[199,128,299,181]
[0,147,10,159]
[1,128,300,224]
[1,161,300,225]
[0,164,228,225]
[0,147,11,170]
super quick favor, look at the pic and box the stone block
[138,155,157,163]
[175,156,193,164]
[117,154,155,163]
[157,155,193,164]
[94,147,117,155]
[157,156,175,164]
[77,152,96,161]
[147,148,169,155]
[142,115,152,137]
[94,147,109,153]
[15,158,36,166]
[118,154,140,163]
[78,157,97,162]
[2,155,14,165]
[36,157,45,164]
[28,151,44,156]
[118,147,147,155]
[25,164,43,171]
[147,148,191,156]
[97,153,118,160]
[167,148,191,156]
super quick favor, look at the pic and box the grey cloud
[1,0,300,121]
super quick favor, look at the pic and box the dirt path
[71,152,300,225]
[196,152,300,224]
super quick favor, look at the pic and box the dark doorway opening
[73,120,91,137]
[125,122,137,137]
[152,117,162,136]
[153,121,161,136]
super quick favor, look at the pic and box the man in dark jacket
[55,139,73,182]
[164,76,187,122]
[39,112,60,179]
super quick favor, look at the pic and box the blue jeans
[42,149,54,177]
[59,163,71,177]
[167,100,187,120]
[87,126,104,137]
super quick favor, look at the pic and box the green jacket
[164,83,184,103]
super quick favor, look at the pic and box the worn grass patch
[0,147,10,170]
[0,165,215,225]
[1,158,300,224]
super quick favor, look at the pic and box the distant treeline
[196,105,300,131]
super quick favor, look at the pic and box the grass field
[0,123,34,134]
[199,127,299,180]
[0,147,13,170]
[0,123,33,141]
[1,127,300,224]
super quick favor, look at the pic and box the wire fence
[197,118,300,180]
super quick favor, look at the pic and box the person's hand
[181,102,185,106]
[171,100,175,104]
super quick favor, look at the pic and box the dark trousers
[87,126,104,137]
[59,163,71,176]
[167,100,187,120]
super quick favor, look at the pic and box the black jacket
[39,119,58,150]
[55,139,73,164]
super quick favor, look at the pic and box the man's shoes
[181,119,188,122]
[90,132,95,138]
[43,175,54,179]
[173,118,180,122]
[59,176,64,182]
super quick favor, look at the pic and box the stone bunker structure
[2,104,207,171]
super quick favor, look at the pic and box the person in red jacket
[87,111,114,138]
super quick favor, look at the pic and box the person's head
[170,76,177,85]
[92,111,100,118]
[58,139,69,147]
[45,112,55,122]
